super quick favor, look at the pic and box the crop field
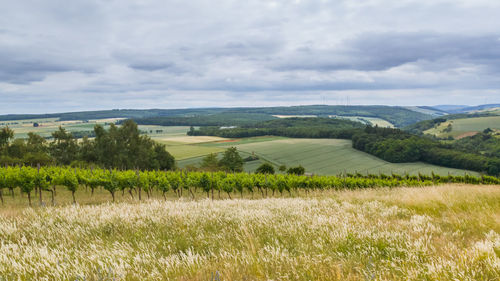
[163,143,224,160]
[1,118,132,139]
[2,117,195,140]
[330,115,394,128]
[424,116,500,139]
[230,138,477,176]
[153,136,227,144]
[0,185,498,280]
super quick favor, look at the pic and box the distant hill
[432,105,469,113]
[0,105,434,128]
[405,106,448,116]
[405,110,500,138]
[430,104,500,114]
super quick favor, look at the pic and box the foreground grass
[0,185,499,280]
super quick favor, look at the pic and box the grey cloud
[273,33,500,72]
[1,0,500,113]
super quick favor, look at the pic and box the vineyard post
[179,169,184,197]
[0,166,3,205]
[19,165,22,198]
[187,170,195,199]
[136,170,141,201]
[264,174,268,198]
[37,163,43,206]
[3,163,6,200]
[211,172,214,200]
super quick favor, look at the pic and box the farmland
[2,121,224,160]
[424,115,500,139]
[180,138,478,176]
[0,116,482,175]
[0,118,118,139]
[329,115,394,128]
[0,185,498,280]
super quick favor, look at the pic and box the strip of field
[330,115,394,128]
[5,118,124,138]
[162,144,224,160]
[232,138,478,176]
[153,136,227,144]
[272,114,317,118]
[0,185,498,280]
[201,136,287,147]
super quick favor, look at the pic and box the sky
[1,0,500,114]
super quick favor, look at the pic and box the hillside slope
[179,138,477,176]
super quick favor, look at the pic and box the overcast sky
[1,0,500,114]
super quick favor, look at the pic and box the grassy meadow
[424,115,500,139]
[0,185,499,280]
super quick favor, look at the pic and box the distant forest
[188,118,364,139]
[0,105,433,128]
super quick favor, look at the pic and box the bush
[256,163,275,174]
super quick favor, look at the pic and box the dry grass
[0,185,499,280]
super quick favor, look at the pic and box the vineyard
[1,166,499,207]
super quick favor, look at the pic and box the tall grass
[0,185,499,280]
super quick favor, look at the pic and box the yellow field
[166,144,224,160]
[0,185,498,280]
[153,135,227,144]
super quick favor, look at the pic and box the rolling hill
[0,105,434,128]
[178,138,477,176]
[431,104,500,114]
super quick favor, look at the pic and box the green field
[424,115,500,138]
[180,138,477,176]
[163,143,224,160]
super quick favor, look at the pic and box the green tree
[7,139,27,161]
[200,153,220,171]
[50,127,78,165]
[219,147,243,172]
[152,143,175,170]
[278,165,287,172]
[256,163,275,174]
[0,127,14,150]
[287,165,305,175]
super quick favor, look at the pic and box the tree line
[0,120,175,170]
[187,118,364,139]
[352,126,500,175]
